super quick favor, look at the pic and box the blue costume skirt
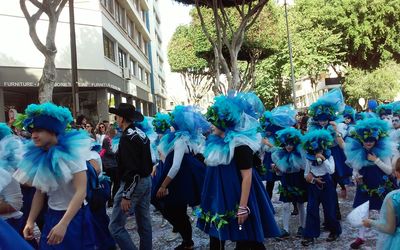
[39,206,96,250]
[152,151,206,208]
[353,165,393,210]
[261,152,280,182]
[279,170,308,203]
[90,206,115,250]
[0,218,33,250]
[331,145,352,185]
[197,162,280,243]
[151,160,165,210]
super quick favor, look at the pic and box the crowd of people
[0,88,399,250]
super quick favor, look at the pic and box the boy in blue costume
[307,88,351,221]
[344,118,395,249]
[271,127,307,239]
[197,92,280,250]
[153,106,209,250]
[301,130,342,246]
[14,102,96,250]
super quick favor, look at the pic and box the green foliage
[343,61,400,106]
[168,25,209,73]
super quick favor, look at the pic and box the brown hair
[106,126,117,138]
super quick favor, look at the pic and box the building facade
[0,0,166,123]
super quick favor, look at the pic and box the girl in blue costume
[308,88,351,220]
[271,127,307,238]
[259,105,297,200]
[154,106,209,250]
[362,158,400,250]
[0,218,33,250]
[344,118,395,249]
[301,130,342,246]
[136,116,159,164]
[13,102,96,250]
[150,112,171,211]
[0,123,24,233]
[197,92,280,250]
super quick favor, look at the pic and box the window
[115,1,125,28]
[127,19,134,38]
[118,48,127,68]
[145,72,150,85]
[130,59,136,76]
[103,35,115,61]
[137,32,142,48]
[138,66,143,81]
[101,0,114,14]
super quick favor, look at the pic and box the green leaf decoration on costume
[194,206,238,230]
[358,176,394,199]
[13,114,27,130]
[278,184,306,199]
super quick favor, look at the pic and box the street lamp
[284,0,297,109]
[69,0,79,119]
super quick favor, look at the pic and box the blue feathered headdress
[275,127,303,147]
[0,123,12,141]
[170,105,210,135]
[392,101,400,117]
[355,111,377,121]
[260,105,297,134]
[343,105,356,122]
[308,88,345,121]
[234,92,265,119]
[152,113,171,134]
[345,118,394,170]
[375,103,393,117]
[18,102,73,135]
[136,116,157,139]
[349,118,389,144]
[367,99,378,111]
[302,129,334,160]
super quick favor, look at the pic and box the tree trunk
[38,54,56,103]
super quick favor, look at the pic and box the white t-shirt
[0,178,23,220]
[47,158,87,211]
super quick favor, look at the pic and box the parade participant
[301,130,342,246]
[390,103,400,170]
[341,105,356,136]
[135,116,159,164]
[100,126,119,207]
[0,123,24,232]
[375,103,393,122]
[259,105,297,199]
[271,127,307,238]
[362,158,400,250]
[108,103,153,250]
[344,118,395,249]
[154,106,209,250]
[308,88,350,220]
[13,102,96,249]
[87,141,116,250]
[355,111,377,121]
[197,92,280,250]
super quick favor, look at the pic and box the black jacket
[116,124,153,197]
[101,136,118,170]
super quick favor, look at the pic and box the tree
[173,0,269,91]
[20,0,68,103]
[343,61,400,107]
[168,25,214,104]
[296,0,400,70]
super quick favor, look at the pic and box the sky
[157,0,192,106]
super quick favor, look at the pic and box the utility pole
[284,0,297,108]
[69,0,79,118]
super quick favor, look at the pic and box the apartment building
[0,0,167,122]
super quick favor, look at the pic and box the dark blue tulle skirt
[279,170,308,203]
[39,206,96,250]
[90,206,116,250]
[261,152,280,182]
[331,145,352,185]
[197,162,280,243]
[152,151,206,208]
[0,218,33,250]
[353,165,393,210]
